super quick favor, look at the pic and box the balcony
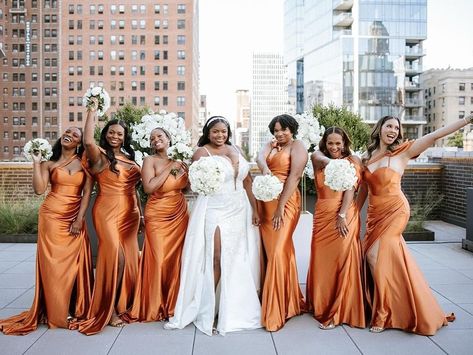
[9,7,27,14]
[403,115,426,124]
[404,98,423,108]
[405,46,425,59]
[333,12,353,28]
[405,64,423,76]
[333,0,353,11]
[404,80,421,91]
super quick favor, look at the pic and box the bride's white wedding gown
[165,150,262,335]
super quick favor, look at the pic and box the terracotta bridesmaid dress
[0,156,93,335]
[259,147,304,331]
[306,157,365,328]
[124,165,189,322]
[79,150,141,335]
[363,141,453,335]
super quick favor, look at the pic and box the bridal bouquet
[167,142,193,165]
[324,159,357,191]
[252,175,284,202]
[304,157,315,179]
[23,138,52,162]
[189,157,225,195]
[82,86,111,117]
[294,111,325,152]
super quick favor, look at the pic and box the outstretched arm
[83,101,105,170]
[407,115,472,158]
[256,142,272,175]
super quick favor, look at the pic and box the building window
[69,112,74,122]
[154,20,160,29]
[459,96,465,105]
[177,81,185,90]
[459,111,465,119]
[177,97,185,106]
[163,96,168,106]
[177,20,185,29]
[154,97,160,106]
[177,35,185,45]
[459,83,465,91]
[177,4,186,14]
[177,50,185,59]
[177,66,185,76]
[154,5,160,13]
[154,81,160,90]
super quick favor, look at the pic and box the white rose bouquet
[252,175,284,202]
[324,159,358,192]
[23,138,53,162]
[82,86,111,117]
[294,111,325,151]
[189,157,225,196]
[167,142,193,165]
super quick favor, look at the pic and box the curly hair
[318,126,352,159]
[99,119,135,174]
[197,116,232,147]
[364,116,403,164]
[268,114,299,138]
[50,127,85,161]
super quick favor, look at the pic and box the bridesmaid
[79,102,141,335]
[256,114,307,331]
[306,127,365,330]
[359,114,472,335]
[0,127,94,335]
[123,128,189,322]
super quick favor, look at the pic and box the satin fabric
[0,157,93,335]
[123,169,189,322]
[166,153,261,335]
[259,147,304,331]
[363,141,450,335]
[306,157,365,328]
[79,151,141,335]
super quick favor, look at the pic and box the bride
[165,116,262,335]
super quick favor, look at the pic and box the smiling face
[106,124,125,148]
[273,121,293,145]
[380,118,400,146]
[61,127,82,149]
[325,133,344,159]
[150,128,170,153]
[208,122,228,147]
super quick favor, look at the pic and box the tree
[312,104,371,152]
[447,131,464,148]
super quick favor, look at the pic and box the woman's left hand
[272,206,285,231]
[252,210,261,226]
[336,215,348,238]
[69,219,83,237]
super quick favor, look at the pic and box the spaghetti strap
[203,146,212,157]
[387,156,391,167]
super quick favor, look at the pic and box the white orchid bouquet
[294,111,325,152]
[23,138,53,162]
[189,157,225,196]
[324,159,358,192]
[82,86,111,117]
[252,175,284,202]
[131,110,192,166]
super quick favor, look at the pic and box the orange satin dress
[79,152,141,335]
[0,156,93,335]
[124,167,189,322]
[306,157,365,328]
[363,141,452,335]
[259,147,304,331]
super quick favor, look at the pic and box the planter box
[403,229,435,242]
[0,234,37,243]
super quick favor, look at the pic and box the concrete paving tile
[24,327,121,355]
[110,323,194,355]
[6,243,37,252]
[432,284,473,304]
[436,304,473,330]
[344,327,445,355]
[0,261,19,273]
[0,250,35,262]
[0,307,28,317]
[270,314,319,334]
[0,289,30,308]
[3,261,35,274]
[193,331,275,355]
[0,243,14,250]
[0,273,35,289]
[458,303,473,316]
[0,326,47,355]
[423,269,473,285]
[431,289,455,305]
[429,329,473,355]
[272,325,361,355]
[5,288,34,308]
[455,268,473,280]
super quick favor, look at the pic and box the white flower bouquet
[252,175,284,202]
[304,157,315,179]
[23,138,53,162]
[294,111,325,151]
[134,150,148,167]
[167,142,193,165]
[82,86,111,117]
[189,157,225,196]
[324,159,358,192]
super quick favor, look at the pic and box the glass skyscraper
[284,0,427,139]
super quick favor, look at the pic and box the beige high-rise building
[1,0,199,161]
[235,89,250,150]
[421,68,473,147]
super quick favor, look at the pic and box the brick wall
[0,162,36,202]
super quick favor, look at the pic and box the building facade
[284,0,427,139]
[421,68,473,147]
[250,53,288,157]
[235,89,250,151]
[1,0,199,161]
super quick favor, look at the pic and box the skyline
[199,0,473,122]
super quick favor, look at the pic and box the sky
[199,0,473,121]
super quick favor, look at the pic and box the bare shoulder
[192,146,209,161]
[292,139,307,151]
[350,154,362,165]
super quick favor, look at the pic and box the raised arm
[256,141,272,175]
[83,104,105,170]
[407,116,472,158]
[272,140,308,230]
[70,174,94,236]
[311,150,330,171]
[32,156,51,195]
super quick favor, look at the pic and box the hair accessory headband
[205,116,229,127]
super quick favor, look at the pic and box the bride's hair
[197,116,232,147]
